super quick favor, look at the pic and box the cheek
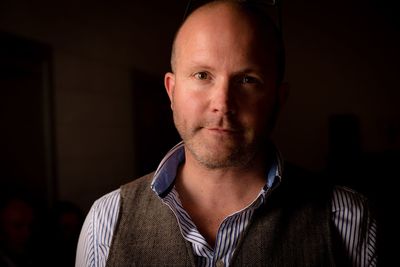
[172,90,204,126]
[174,84,206,115]
[174,94,194,115]
[241,95,277,128]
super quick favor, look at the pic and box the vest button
[216,260,224,267]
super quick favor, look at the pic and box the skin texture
[166,3,283,170]
[164,1,287,246]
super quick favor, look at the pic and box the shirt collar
[151,141,283,198]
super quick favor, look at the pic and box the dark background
[0,0,398,266]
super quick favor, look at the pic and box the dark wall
[0,2,398,263]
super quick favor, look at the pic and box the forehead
[173,3,277,70]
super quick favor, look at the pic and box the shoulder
[330,185,374,235]
[331,185,369,213]
[76,189,121,267]
[330,186,377,266]
[91,188,121,213]
[121,172,154,191]
[282,165,370,215]
[279,163,372,215]
[330,185,372,234]
[90,172,156,217]
[88,189,122,242]
[76,174,157,267]
[282,163,332,189]
[283,165,378,265]
[279,163,334,202]
[120,172,155,200]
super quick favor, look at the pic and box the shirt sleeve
[331,186,377,267]
[75,189,121,267]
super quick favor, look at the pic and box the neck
[175,147,267,246]
[176,147,269,210]
[174,146,270,247]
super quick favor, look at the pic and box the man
[76,1,377,266]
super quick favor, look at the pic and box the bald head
[170,0,285,84]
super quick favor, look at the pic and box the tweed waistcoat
[106,170,345,267]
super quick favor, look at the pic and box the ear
[277,82,290,108]
[164,72,175,110]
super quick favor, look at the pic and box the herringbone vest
[106,169,348,267]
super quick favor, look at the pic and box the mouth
[206,127,241,135]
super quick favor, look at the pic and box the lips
[201,119,244,135]
[207,127,238,133]
[205,127,243,137]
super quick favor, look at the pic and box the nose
[210,79,236,115]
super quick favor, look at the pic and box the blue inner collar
[151,141,282,198]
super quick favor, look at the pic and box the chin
[187,140,256,169]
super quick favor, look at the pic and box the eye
[194,72,209,80]
[240,75,260,84]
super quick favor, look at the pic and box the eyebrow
[186,64,266,78]
[186,59,265,72]
[183,62,215,74]
[233,67,265,75]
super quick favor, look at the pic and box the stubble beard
[173,115,260,170]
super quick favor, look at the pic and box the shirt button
[216,260,224,267]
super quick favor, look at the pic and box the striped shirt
[76,142,377,267]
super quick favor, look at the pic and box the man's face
[165,4,283,169]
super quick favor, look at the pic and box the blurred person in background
[0,196,35,267]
